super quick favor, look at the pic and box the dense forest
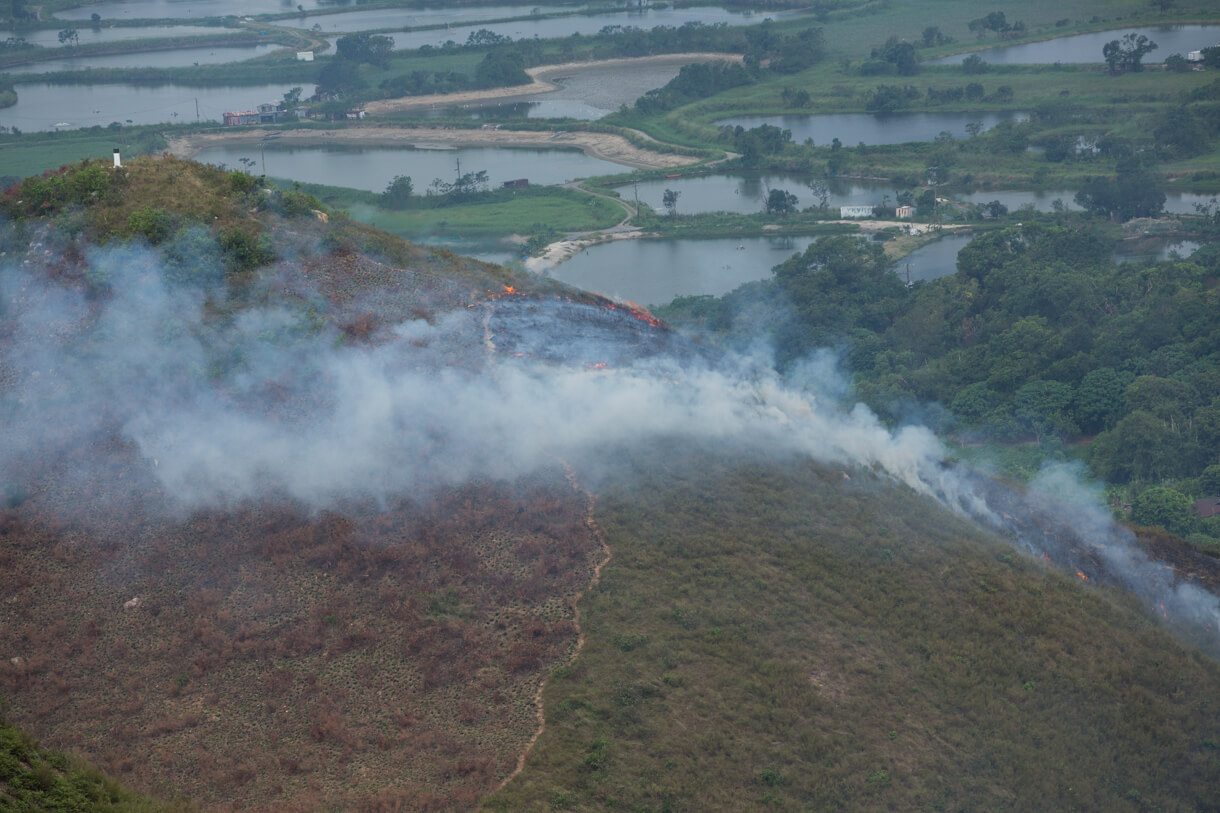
[657,212,1220,550]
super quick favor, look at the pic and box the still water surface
[547,235,819,306]
[617,175,897,215]
[384,6,804,51]
[2,42,278,72]
[715,111,1028,146]
[52,0,575,22]
[194,143,628,190]
[5,24,222,46]
[0,82,300,130]
[930,25,1220,65]
[304,3,587,34]
[427,60,685,121]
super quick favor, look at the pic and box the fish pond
[714,111,1029,147]
[193,142,630,190]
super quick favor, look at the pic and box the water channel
[930,25,1220,65]
[714,111,1029,147]
[193,143,628,190]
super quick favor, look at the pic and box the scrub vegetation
[486,449,1220,811]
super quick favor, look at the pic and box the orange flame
[1161,602,1168,619]
[624,301,664,328]
[502,285,517,295]
[586,361,608,369]
[1076,570,1089,582]
[1041,552,1052,563]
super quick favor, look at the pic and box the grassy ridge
[487,447,1220,810]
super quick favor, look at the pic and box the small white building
[839,205,875,219]
[894,205,913,219]
[296,51,314,61]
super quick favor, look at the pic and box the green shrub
[218,226,276,275]
[127,205,174,244]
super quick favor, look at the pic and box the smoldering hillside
[4,228,1218,653]
[2,156,1220,811]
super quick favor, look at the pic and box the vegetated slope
[1,711,192,812]
[487,447,1220,811]
[0,155,615,810]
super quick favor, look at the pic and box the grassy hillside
[1,711,189,811]
[488,447,1220,810]
[2,154,1219,812]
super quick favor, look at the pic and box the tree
[316,59,366,96]
[381,175,413,210]
[922,26,951,48]
[806,179,830,210]
[1073,368,1133,433]
[765,188,798,216]
[1013,380,1076,440]
[1132,486,1194,535]
[57,28,79,46]
[1102,33,1157,73]
[827,137,848,176]
[968,12,1011,39]
[282,86,302,110]
[1164,53,1189,72]
[983,200,1008,218]
[1074,166,1165,221]
[662,188,680,218]
[961,54,988,74]
[335,33,393,68]
[874,36,918,75]
[475,48,529,87]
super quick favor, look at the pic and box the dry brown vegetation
[0,155,613,810]
[0,473,601,810]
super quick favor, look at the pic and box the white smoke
[1,235,1217,653]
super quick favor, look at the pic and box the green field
[298,183,627,240]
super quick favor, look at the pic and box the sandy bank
[166,124,700,170]
[363,52,742,115]
[166,54,740,171]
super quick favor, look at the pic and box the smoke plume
[1,234,1217,653]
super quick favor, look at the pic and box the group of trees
[968,11,1025,40]
[1073,162,1166,220]
[1102,32,1158,73]
[657,221,1220,541]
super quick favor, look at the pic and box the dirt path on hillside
[494,463,612,793]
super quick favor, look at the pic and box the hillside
[1,156,1219,810]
